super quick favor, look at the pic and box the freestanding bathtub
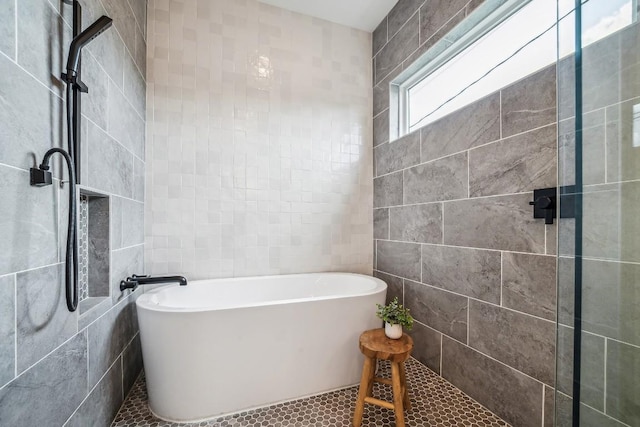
[136,272,387,422]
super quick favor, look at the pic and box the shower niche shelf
[77,187,110,315]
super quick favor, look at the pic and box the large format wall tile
[111,245,144,303]
[421,245,501,304]
[374,131,420,176]
[581,259,640,347]
[606,99,640,183]
[405,281,468,343]
[16,0,71,96]
[123,333,143,393]
[376,241,421,282]
[16,264,77,373]
[67,358,123,427]
[389,204,442,243]
[374,270,403,304]
[373,109,390,147]
[469,124,557,197]
[468,300,556,386]
[442,337,543,427]
[501,65,556,137]
[411,322,442,374]
[88,297,138,389]
[0,0,14,58]
[420,93,500,162]
[373,208,389,239]
[403,153,468,204]
[0,54,63,175]
[374,172,402,208]
[0,332,88,427]
[387,0,423,38]
[502,252,557,321]
[121,199,144,248]
[108,81,145,160]
[582,182,640,263]
[606,340,640,426]
[444,193,546,253]
[0,275,15,387]
[419,0,469,45]
[558,112,607,187]
[556,326,605,410]
[375,14,419,82]
[372,17,387,56]
[81,53,110,131]
[87,122,134,198]
[0,166,58,276]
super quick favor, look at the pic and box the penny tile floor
[112,358,509,426]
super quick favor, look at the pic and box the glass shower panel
[556,0,640,426]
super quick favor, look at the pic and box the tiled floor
[112,358,509,426]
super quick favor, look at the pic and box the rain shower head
[64,15,113,81]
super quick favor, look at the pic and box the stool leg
[353,356,374,427]
[366,359,376,397]
[399,361,410,410]
[390,362,406,427]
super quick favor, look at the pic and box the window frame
[389,0,532,141]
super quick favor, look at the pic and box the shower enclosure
[556,0,640,425]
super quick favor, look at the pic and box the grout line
[441,202,445,244]
[604,107,608,183]
[375,189,535,208]
[467,150,470,198]
[541,386,546,426]
[466,296,470,345]
[603,338,607,413]
[499,90,503,138]
[500,252,503,306]
[13,274,17,379]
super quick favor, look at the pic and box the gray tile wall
[374,3,640,425]
[555,22,640,427]
[0,0,146,426]
[373,1,557,425]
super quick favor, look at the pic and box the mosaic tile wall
[145,0,373,279]
[0,0,146,425]
[78,195,90,302]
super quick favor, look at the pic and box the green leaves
[375,297,414,330]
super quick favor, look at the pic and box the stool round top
[359,328,413,362]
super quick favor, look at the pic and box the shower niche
[77,187,110,314]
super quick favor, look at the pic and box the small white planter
[385,322,403,339]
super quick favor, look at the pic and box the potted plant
[376,297,414,339]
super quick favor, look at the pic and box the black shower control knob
[538,196,553,209]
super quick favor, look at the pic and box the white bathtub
[136,272,387,422]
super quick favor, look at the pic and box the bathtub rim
[136,272,387,313]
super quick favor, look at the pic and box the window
[390,0,637,140]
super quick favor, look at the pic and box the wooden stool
[353,328,413,427]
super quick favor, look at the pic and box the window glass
[405,0,635,134]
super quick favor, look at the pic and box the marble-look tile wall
[554,22,640,427]
[372,1,558,426]
[0,0,146,425]
[145,0,373,279]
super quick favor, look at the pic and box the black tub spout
[120,275,188,292]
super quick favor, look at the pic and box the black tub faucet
[120,274,188,292]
